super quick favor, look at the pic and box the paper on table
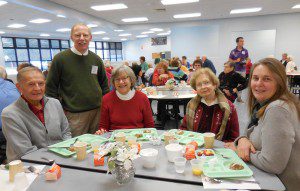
[202,176,261,190]
[0,165,45,191]
[177,94,196,98]
[147,95,166,99]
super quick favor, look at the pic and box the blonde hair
[190,68,220,91]
[248,58,300,119]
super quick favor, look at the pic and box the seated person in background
[219,61,247,103]
[182,56,190,69]
[152,62,174,86]
[168,59,188,82]
[131,64,145,90]
[245,58,252,82]
[202,55,216,74]
[180,68,239,142]
[187,59,202,84]
[96,66,154,134]
[104,60,114,74]
[144,63,154,83]
[2,67,71,162]
[228,58,300,191]
[0,66,20,163]
[42,62,52,78]
[286,55,297,73]
[154,58,161,65]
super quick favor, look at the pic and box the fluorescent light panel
[40,33,50,37]
[120,38,127,41]
[173,13,201,18]
[230,7,262,14]
[57,14,66,18]
[29,18,51,24]
[136,35,148,38]
[102,37,110,40]
[161,0,199,5]
[141,31,154,34]
[0,0,7,6]
[292,4,300,9]
[150,28,163,32]
[157,32,170,36]
[92,31,106,35]
[91,3,127,11]
[122,17,148,22]
[114,29,124,32]
[7,24,26,28]
[87,24,98,28]
[56,28,71,32]
[119,33,132,37]
[0,31,5,34]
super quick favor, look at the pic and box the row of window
[1,37,123,74]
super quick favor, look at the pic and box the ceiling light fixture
[230,7,262,14]
[0,0,7,6]
[150,28,163,32]
[40,33,50,37]
[29,18,51,24]
[114,29,124,32]
[173,13,201,19]
[119,33,132,37]
[292,4,300,9]
[157,32,170,36]
[91,3,127,11]
[7,24,26,28]
[0,31,5,34]
[87,24,98,28]
[141,31,154,34]
[57,14,66,18]
[136,35,148,38]
[56,28,71,32]
[122,17,148,22]
[161,0,199,5]
[92,31,106,35]
[102,37,110,40]
[120,38,127,41]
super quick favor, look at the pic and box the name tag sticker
[91,66,98,74]
[242,51,245,54]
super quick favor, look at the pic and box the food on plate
[68,146,75,152]
[188,134,194,137]
[135,133,143,138]
[176,130,184,135]
[143,129,151,133]
[229,163,244,170]
[188,141,198,149]
[197,149,214,157]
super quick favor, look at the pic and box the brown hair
[190,68,220,91]
[17,62,33,72]
[170,59,180,67]
[155,62,168,73]
[248,58,300,119]
[193,59,203,68]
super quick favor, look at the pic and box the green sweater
[46,49,109,112]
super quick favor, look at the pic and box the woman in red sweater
[95,65,154,134]
[151,62,174,86]
[180,68,240,142]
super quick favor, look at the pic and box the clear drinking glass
[174,157,187,173]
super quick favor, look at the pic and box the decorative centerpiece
[165,79,176,90]
[104,142,139,185]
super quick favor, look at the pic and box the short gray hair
[111,65,136,89]
[0,66,7,79]
[71,23,91,36]
[17,67,44,83]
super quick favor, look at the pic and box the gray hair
[71,23,91,36]
[0,66,7,79]
[17,67,44,83]
[224,61,235,68]
[111,65,136,89]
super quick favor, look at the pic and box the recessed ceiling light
[173,13,201,19]
[136,35,148,38]
[0,0,7,6]
[102,37,110,40]
[7,24,26,28]
[122,17,148,22]
[230,7,262,14]
[57,14,66,18]
[56,28,71,32]
[0,31,5,34]
[92,31,106,35]
[114,29,124,32]
[119,33,132,37]
[292,4,300,9]
[157,32,171,36]
[91,3,127,11]
[120,38,127,41]
[150,28,163,32]
[141,31,154,34]
[161,0,199,5]
[40,33,50,37]
[87,24,98,28]
[29,18,51,24]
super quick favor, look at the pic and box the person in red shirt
[152,62,174,86]
[95,65,154,134]
[245,58,253,83]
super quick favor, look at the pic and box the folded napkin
[202,176,261,190]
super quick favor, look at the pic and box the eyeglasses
[196,81,212,89]
[73,33,90,39]
[115,76,129,83]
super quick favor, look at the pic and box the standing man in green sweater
[46,23,109,137]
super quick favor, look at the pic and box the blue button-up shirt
[0,78,20,129]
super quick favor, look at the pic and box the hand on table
[237,137,256,162]
[224,142,237,152]
[95,129,107,135]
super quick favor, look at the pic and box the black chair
[0,130,7,164]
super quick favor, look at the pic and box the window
[16,38,27,48]
[29,39,39,48]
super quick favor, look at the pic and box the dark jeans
[0,130,7,164]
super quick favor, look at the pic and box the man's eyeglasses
[115,76,129,83]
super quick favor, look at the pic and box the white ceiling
[0,0,300,41]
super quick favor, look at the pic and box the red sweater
[99,90,154,131]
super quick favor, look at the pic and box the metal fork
[208,177,259,184]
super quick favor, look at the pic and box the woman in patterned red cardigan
[180,68,239,142]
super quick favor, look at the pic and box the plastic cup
[164,132,175,145]
[174,157,187,173]
[13,172,29,190]
[203,132,215,149]
[9,160,24,182]
[115,132,126,143]
[91,141,102,154]
[165,143,183,162]
[74,142,87,161]
[127,136,137,146]
[190,158,204,176]
[139,148,158,169]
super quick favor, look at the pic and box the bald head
[71,23,91,36]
